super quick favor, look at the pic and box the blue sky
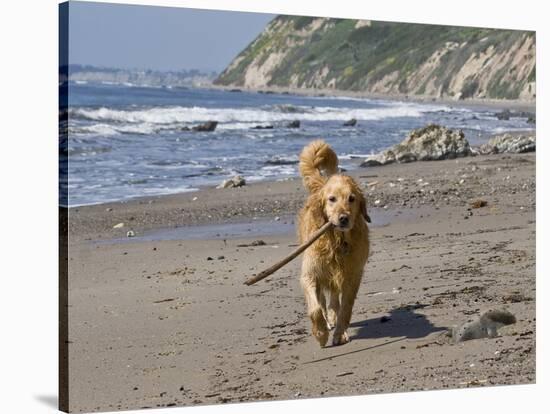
[68,1,275,72]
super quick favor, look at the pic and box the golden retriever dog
[298,140,370,347]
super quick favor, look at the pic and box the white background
[0,0,546,413]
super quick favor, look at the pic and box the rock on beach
[217,175,246,189]
[361,124,471,166]
[476,133,536,155]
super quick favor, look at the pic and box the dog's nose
[338,214,349,226]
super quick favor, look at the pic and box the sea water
[62,82,533,206]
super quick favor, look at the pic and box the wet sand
[66,152,535,412]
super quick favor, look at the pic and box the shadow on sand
[349,304,447,340]
[304,304,447,365]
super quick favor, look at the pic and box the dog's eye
[348,195,355,203]
[328,196,336,203]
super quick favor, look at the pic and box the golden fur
[298,140,370,347]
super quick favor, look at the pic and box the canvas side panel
[58,2,69,412]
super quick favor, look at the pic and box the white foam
[339,153,374,160]
[70,102,445,128]
[69,122,158,136]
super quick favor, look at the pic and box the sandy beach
[66,151,535,412]
[211,84,536,113]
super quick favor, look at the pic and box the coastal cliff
[215,16,535,101]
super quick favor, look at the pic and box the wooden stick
[244,221,333,286]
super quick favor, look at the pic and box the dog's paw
[310,308,330,347]
[313,327,329,347]
[332,331,350,346]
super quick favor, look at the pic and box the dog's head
[318,175,371,231]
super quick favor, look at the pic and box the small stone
[471,200,487,209]
[336,371,354,377]
[217,256,225,260]
[206,257,213,261]
[113,222,124,229]
[126,230,135,238]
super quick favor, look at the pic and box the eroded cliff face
[215,17,535,101]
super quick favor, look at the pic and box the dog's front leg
[332,278,360,346]
[300,272,329,346]
[327,289,340,329]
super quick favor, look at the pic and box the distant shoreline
[209,83,536,112]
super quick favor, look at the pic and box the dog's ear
[360,195,371,223]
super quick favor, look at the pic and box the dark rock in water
[252,125,274,129]
[527,115,536,124]
[495,109,535,122]
[515,110,535,118]
[192,121,218,132]
[229,88,242,93]
[495,110,511,120]
[343,118,357,127]
[476,133,536,155]
[286,120,300,128]
[265,156,299,166]
[361,124,471,167]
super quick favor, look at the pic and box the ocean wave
[69,102,443,127]
[69,122,159,136]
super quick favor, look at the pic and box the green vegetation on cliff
[215,16,535,100]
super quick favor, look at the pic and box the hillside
[215,16,536,101]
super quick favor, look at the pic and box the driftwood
[244,222,333,286]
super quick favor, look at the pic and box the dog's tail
[299,140,338,193]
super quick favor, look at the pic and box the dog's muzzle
[336,214,350,230]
